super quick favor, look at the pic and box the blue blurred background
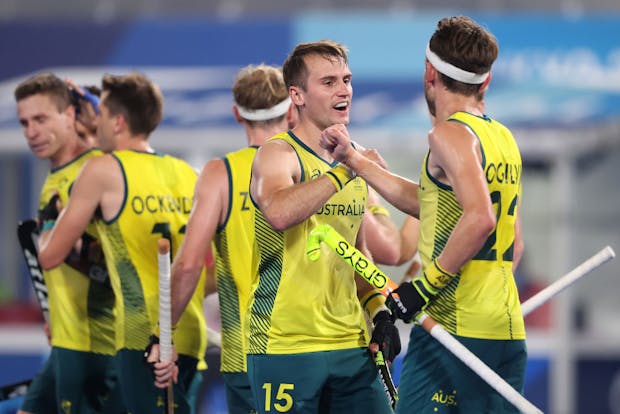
[1,2,620,413]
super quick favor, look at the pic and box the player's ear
[425,61,438,83]
[114,113,126,134]
[289,86,304,107]
[232,106,244,123]
[479,72,492,94]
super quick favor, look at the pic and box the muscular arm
[398,215,420,266]
[204,246,217,296]
[171,159,227,325]
[250,139,339,231]
[429,122,496,274]
[512,211,524,271]
[38,156,114,270]
[363,189,400,266]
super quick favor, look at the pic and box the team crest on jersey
[310,168,321,180]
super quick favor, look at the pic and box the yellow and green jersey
[40,148,116,354]
[418,111,525,340]
[95,150,207,364]
[247,132,369,355]
[213,146,257,373]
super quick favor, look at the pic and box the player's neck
[246,122,288,147]
[290,122,335,162]
[49,134,90,169]
[435,92,483,122]
[115,133,154,153]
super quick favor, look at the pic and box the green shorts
[21,347,124,414]
[115,349,200,414]
[395,325,527,413]
[247,348,392,414]
[221,372,256,414]
[20,356,56,414]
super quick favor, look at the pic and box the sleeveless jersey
[418,112,525,340]
[95,150,207,363]
[248,131,369,355]
[39,148,116,354]
[213,146,257,372]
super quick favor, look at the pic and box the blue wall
[2,13,620,131]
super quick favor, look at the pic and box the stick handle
[157,239,175,414]
[521,246,615,317]
[158,239,173,362]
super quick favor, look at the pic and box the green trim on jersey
[419,112,525,340]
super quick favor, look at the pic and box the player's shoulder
[83,152,118,169]
[200,157,227,179]
[259,133,297,156]
[267,130,292,142]
[429,118,476,147]
[158,152,196,174]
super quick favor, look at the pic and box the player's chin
[30,147,49,159]
[331,109,350,125]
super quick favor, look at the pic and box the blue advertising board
[1,13,619,132]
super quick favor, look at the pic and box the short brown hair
[14,72,72,112]
[429,16,498,97]
[233,64,288,124]
[282,40,349,91]
[101,72,163,136]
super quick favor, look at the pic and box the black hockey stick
[375,350,398,408]
[0,379,31,401]
[17,220,50,324]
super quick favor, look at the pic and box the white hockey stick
[307,224,543,414]
[158,239,174,414]
[521,246,615,317]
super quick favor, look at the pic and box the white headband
[236,97,291,121]
[425,43,489,85]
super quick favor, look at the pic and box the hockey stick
[17,220,50,324]
[158,239,174,414]
[0,379,31,402]
[307,224,400,408]
[375,350,399,408]
[520,246,615,317]
[307,224,543,414]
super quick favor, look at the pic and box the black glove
[370,310,401,363]
[386,277,439,322]
[37,194,61,231]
